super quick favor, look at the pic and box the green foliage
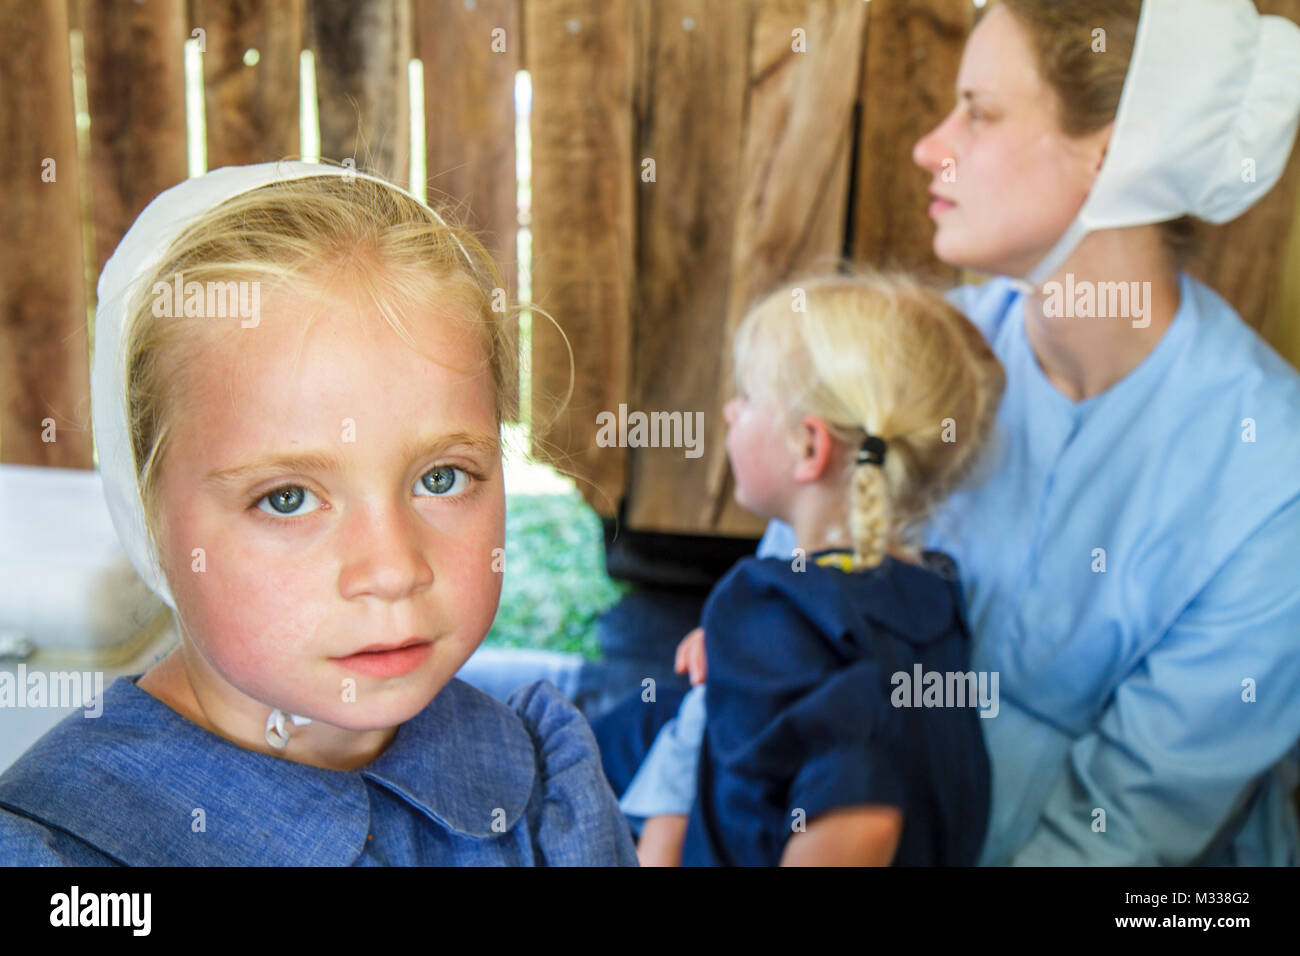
[483,492,628,660]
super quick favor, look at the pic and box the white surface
[0,619,177,774]
[0,464,163,652]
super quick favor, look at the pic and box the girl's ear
[792,415,835,483]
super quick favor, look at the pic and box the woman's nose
[723,397,740,424]
[337,502,435,603]
[912,113,953,174]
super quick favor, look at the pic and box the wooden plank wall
[2,0,1299,543]
[531,0,1300,534]
[0,0,520,467]
[310,0,412,187]
[0,0,93,467]
[624,0,751,534]
[702,0,871,535]
[526,0,635,516]
[529,0,969,533]
[79,0,188,279]
[416,0,521,415]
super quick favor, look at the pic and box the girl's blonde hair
[125,170,516,550]
[733,271,1005,570]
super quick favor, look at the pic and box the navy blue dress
[597,550,991,866]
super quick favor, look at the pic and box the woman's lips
[929,195,957,217]
[331,639,433,678]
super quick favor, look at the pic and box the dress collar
[801,549,960,644]
[1012,270,1197,414]
[0,675,536,865]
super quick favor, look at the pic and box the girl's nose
[337,502,435,603]
[723,396,740,424]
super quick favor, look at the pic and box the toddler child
[594,272,1005,866]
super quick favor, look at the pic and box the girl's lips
[332,640,433,678]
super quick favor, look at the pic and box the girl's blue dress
[596,549,991,866]
[0,676,638,865]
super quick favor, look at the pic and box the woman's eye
[415,465,470,497]
[257,485,320,517]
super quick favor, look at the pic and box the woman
[633,0,1300,865]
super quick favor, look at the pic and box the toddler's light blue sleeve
[1008,494,1300,865]
[618,685,708,819]
[757,519,797,559]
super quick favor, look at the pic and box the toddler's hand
[674,626,707,685]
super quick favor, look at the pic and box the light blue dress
[626,271,1300,865]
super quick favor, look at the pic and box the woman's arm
[1010,494,1300,865]
[780,805,903,866]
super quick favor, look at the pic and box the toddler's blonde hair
[124,169,516,550]
[732,271,1005,570]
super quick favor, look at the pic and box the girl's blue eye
[254,467,471,519]
[416,465,469,497]
[258,485,320,517]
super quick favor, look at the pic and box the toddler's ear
[792,415,835,484]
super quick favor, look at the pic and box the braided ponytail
[850,457,889,570]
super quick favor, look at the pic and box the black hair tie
[857,434,887,467]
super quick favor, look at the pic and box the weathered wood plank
[699,0,869,534]
[526,0,634,516]
[80,0,189,278]
[853,0,971,280]
[0,0,93,467]
[622,0,753,535]
[192,0,303,168]
[308,0,411,186]
[416,0,518,279]
[1274,162,1300,371]
[415,0,520,417]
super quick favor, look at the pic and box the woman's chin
[932,231,983,273]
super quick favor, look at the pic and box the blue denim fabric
[0,675,637,866]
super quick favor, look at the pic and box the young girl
[0,161,637,866]
[594,273,1005,866]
